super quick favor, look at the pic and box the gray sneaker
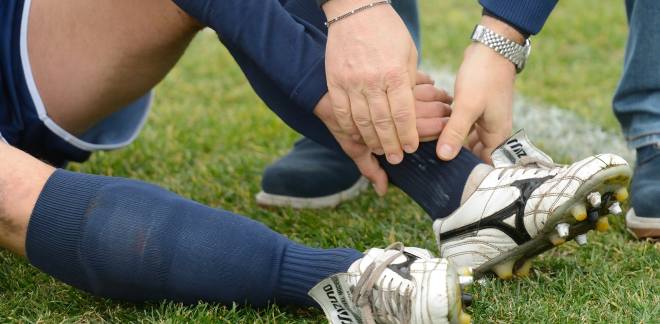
[626,143,660,240]
[257,138,368,209]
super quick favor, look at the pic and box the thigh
[27,0,201,135]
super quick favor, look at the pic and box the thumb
[437,105,478,160]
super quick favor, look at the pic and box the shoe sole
[255,177,369,209]
[625,208,660,240]
[473,164,632,279]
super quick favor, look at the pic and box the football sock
[377,142,484,220]
[25,170,362,307]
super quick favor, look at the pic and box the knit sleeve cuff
[290,56,328,114]
[479,0,558,35]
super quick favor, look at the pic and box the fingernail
[438,144,454,160]
[387,153,403,164]
[403,144,415,154]
[373,148,385,155]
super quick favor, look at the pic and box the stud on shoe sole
[458,311,472,324]
[571,204,588,222]
[587,192,602,208]
[608,202,623,215]
[492,260,515,280]
[575,234,588,245]
[614,187,628,202]
[549,232,566,246]
[514,259,533,277]
[596,217,610,232]
[459,275,474,288]
[461,293,473,307]
[588,208,601,223]
[556,223,570,238]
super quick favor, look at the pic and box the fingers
[417,117,449,140]
[385,75,418,155]
[414,84,453,104]
[437,102,479,161]
[415,101,451,119]
[477,126,512,164]
[416,71,435,85]
[365,89,404,163]
[328,86,359,138]
[349,90,384,154]
[472,141,487,162]
[467,129,480,150]
[353,153,389,196]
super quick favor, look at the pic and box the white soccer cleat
[433,131,632,279]
[309,243,472,324]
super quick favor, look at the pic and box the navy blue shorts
[1,0,152,167]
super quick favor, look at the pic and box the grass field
[1,0,658,322]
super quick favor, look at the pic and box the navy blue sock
[25,170,362,307]
[378,142,483,220]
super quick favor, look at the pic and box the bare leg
[28,0,202,135]
[0,143,54,256]
[0,0,203,256]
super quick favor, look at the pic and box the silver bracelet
[324,0,392,28]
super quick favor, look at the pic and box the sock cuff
[277,243,362,306]
[25,169,111,290]
[379,143,482,220]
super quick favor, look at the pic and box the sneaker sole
[625,208,660,240]
[473,164,632,279]
[255,177,369,209]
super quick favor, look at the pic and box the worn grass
[0,0,658,323]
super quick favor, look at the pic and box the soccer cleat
[309,243,472,324]
[433,131,632,279]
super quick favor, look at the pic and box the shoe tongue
[491,130,554,168]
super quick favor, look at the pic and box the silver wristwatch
[471,24,531,73]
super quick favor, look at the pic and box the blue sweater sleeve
[479,0,558,35]
[173,0,328,113]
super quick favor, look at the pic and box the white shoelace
[501,156,561,179]
[352,242,413,324]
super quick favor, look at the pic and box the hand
[437,16,523,164]
[315,71,453,195]
[323,0,418,165]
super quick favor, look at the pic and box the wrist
[479,15,525,45]
[464,43,517,75]
[322,0,385,17]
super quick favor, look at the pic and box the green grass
[1,1,658,322]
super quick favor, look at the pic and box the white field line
[427,68,635,164]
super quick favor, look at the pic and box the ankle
[0,144,54,255]
[461,164,493,204]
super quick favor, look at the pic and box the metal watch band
[471,24,531,73]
